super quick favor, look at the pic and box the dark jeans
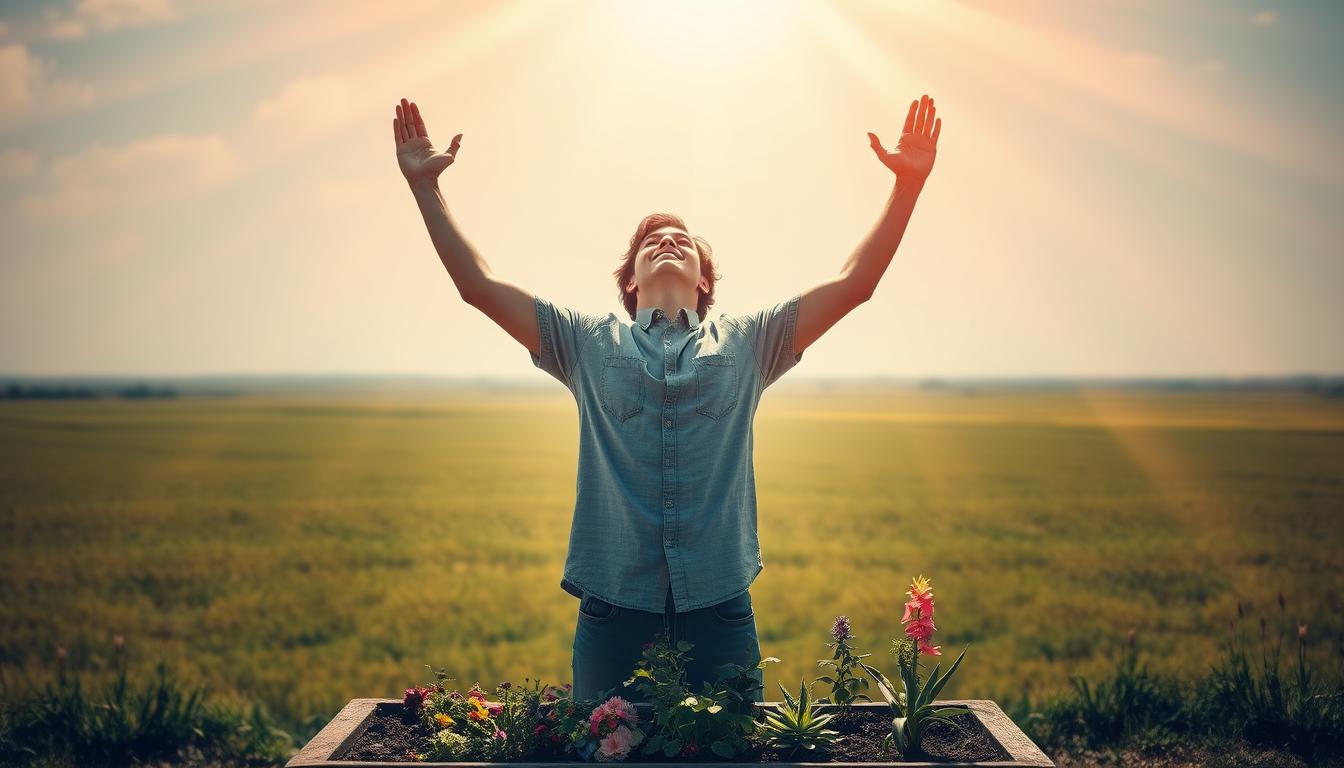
[571,586,765,704]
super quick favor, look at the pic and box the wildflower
[682,743,697,757]
[449,690,462,700]
[534,724,548,736]
[434,713,455,729]
[56,646,67,661]
[831,615,852,642]
[495,728,508,741]
[488,704,504,717]
[404,687,432,712]
[113,634,124,650]
[1299,623,1307,641]
[501,681,512,690]
[467,687,487,702]
[1126,626,1136,648]
[901,575,941,656]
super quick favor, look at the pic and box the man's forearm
[408,178,492,301]
[840,176,925,299]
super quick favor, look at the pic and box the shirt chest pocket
[692,353,739,419]
[600,355,646,422]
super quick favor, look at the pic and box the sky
[1,0,1341,379]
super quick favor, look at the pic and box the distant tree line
[3,384,178,399]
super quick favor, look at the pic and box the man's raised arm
[793,94,942,355]
[394,97,540,355]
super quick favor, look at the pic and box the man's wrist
[407,176,441,195]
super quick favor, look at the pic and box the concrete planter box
[288,699,1053,767]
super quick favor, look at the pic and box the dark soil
[336,704,1010,763]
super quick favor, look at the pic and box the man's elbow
[457,278,490,308]
[846,279,876,306]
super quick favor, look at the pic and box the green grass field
[2,386,1341,736]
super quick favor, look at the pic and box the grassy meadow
[1,384,1342,738]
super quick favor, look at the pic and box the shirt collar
[636,305,701,331]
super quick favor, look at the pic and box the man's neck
[634,284,699,319]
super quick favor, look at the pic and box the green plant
[0,638,292,767]
[814,615,872,717]
[759,680,843,759]
[624,630,777,759]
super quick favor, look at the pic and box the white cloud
[1251,10,1277,26]
[40,0,178,41]
[0,43,96,127]
[0,147,39,178]
[252,74,353,137]
[19,133,236,221]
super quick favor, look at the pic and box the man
[392,95,942,702]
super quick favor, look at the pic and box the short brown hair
[613,213,721,321]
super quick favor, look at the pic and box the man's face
[626,225,709,301]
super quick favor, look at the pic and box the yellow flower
[434,713,455,729]
[909,574,932,599]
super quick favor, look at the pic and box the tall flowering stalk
[814,615,872,718]
[859,575,970,758]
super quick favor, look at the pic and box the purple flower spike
[831,615,852,642]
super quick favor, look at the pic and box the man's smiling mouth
[653,249,683,262]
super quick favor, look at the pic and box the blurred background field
[2,382,1342,738]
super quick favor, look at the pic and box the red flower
[488,704,504,717]
[403,687,432,712]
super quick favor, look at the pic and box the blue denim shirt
[530,293,804,613]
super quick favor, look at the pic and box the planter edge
[288,697,382,767]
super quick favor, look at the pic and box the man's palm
[868,94,941,182]
[394,98,461,184]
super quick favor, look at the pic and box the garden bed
[288,700,1052,766]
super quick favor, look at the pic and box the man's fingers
[401,98,412,140]
[867,132,884,157]
[449,133,463,153]
[925,102,936,137]
[902,100,917,134]
[931,117,942,144]
[412,102,427,139]
[393,116,401,145]
[914,94,928,135]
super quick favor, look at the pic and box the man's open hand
[394,97,461,186]
[868,94,941,183]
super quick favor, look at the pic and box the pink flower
[488,704,504,717]
[597,725,633,761]
[494,728,507,741]
[901,575,942,656]
[534,724,548,735]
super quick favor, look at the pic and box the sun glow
[587,0,803,75]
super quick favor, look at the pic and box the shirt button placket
[660,322,680,600]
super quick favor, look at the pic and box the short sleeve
[734,293,804,389]
[530,295,595,390]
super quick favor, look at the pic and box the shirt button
[665,499,673,508]
[664,419,672,428]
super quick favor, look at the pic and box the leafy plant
[624,630,777,759]
[814,615,872,717]
[759,679,843,759]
